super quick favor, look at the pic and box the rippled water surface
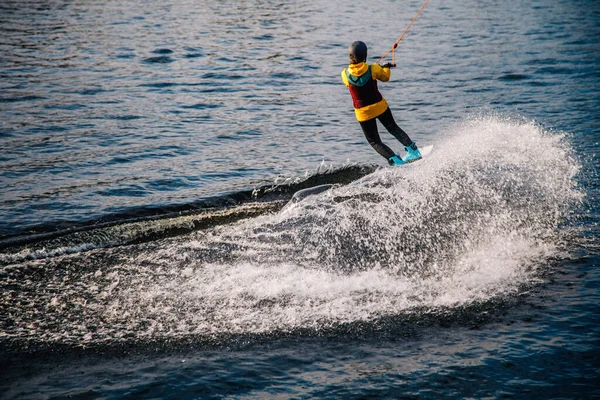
[1,0,599,398]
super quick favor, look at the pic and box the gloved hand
[381,63,396,68]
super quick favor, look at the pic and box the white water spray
[0,116,583,346]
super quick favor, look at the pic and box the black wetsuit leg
[377,108,413,147]
[359,117,395,159]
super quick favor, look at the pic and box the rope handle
[375,0,431,66]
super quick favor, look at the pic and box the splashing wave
[0,116,583,349]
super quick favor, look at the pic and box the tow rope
[375,0,431,66]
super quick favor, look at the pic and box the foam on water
[0,116,583,348]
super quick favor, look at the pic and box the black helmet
[348,41,367,64]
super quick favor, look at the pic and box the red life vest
[346,66,383,109]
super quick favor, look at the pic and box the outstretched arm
[372,63,392,82]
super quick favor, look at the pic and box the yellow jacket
[341,62,390,122]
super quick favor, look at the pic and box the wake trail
[0,115,583,349]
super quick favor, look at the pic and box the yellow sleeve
[341,68,349,87]
[371,64,390,82]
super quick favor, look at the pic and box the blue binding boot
[388,155,405,166]
[401,142,422,163]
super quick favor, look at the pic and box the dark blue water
[1,0,599,398]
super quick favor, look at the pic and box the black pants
[359,107,413,160]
